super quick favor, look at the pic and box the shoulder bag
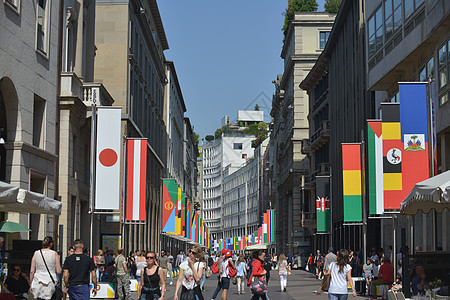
[320,273,331,291]
[142,267,161,300]
[40,250,63,300]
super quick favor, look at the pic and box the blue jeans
[328,293,348,300]
[68,284,90,300]
[212,276,222,299]
[200,269,206,289]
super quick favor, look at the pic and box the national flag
[95,107,121,210]
[262,212,268,243]
[126,139,147,221]
[367,121,384,215]
[162,179,178,233]
[399,83,430,203]
[175,187,182,235]
[342,143,363,222]
[381,103,404,210]
[316,176,331,231]
[181,191,186,237]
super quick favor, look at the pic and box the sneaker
[170,282,173,285]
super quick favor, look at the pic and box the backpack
[211,260,220,274]
[227,264,237,278]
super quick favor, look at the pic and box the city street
[130,269,370,300]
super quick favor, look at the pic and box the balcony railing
[60,72,114,106]
[310,120,330,148]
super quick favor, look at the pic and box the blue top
[237,262,246,277]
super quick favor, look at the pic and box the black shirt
[5,276,29,294]
[63,254,95,285]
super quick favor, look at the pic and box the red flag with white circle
[126,139,147,221]
[95,107,121,210]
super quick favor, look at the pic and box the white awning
[0,182,62,215]
[400,170,450,215]
[245,243,270,251]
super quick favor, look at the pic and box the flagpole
[361,131,367,263]
[427,77,435,176]
[89,103,97,255]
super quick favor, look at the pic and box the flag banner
[162,179,178,233]
[95,107,122,210]
[381,103,404,210]
[270,210,275,242]
[316,176,331,232]
[367,121,384,215]
[181,192,186,237]
[174,187,181,235]
[262,212,268,243]
[126,139,147,221]
[399,83,430,203]
[342,143,363,222]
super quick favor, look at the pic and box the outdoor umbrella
[400,170,450,214]
[0,221,31,233]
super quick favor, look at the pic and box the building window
[33,95,46,148]
[438,42,448,89]
[404,0,425,20]
[242,154,247,159]
[319,31,330,49]
[384,0,402,41]
[4,0,20,13]
[368,6,383,57]
[233,143,243,150]
[36,0,50,55]
[439,93,448,106]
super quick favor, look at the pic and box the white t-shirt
[221,258,232,278]
[328,262,352,294]
[180,261,204,290]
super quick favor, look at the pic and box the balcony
[310,120,330,150]
[301,139,311,154]
[60,72,114,107]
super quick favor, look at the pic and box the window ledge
[36,48,49,60]
[3,0,20,15]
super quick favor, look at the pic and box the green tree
[192,127,199,146]
[282,0,319,37]
[324,0,342,13]
[214,124,231,140]
[254,104,260,111]
[205,135,214,142]
[243,122,269,148]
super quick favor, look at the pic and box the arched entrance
[0,77,19,181]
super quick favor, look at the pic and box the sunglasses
[146,256,155,259]
[14,269,20,272]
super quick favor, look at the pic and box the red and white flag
[126,139,147,221]
[95,107,121,210]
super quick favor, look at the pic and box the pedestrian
[199,251,206,291]
[138,251,165,300]
[158,250,170,285]
[29,236,62,300]
[94,250,105,283]
[168,252,174,286]
[286,250,294,268]
[4,265,30,300]
[371,257,394,298]
[326,249,357,300]
[362,258,374,295]
[212,249,234,300]
[248,250,268,300]
[115,248,132,300]
[174,245,204,300]
[104,250,114,267]
[128,251,137,279]
[314,250,323,279]
[263,257,272,284]
[323,247,336,273]
[272,254,277,270]
[277,254,289,292]
[307,253,314,273]
[135,250,147,297]
[211,251,224,300]
[236,256,247,295]
[176,251,184,268]
[63,239,97,300]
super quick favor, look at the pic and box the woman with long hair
[236,256,247,295]
[94,250,105,282]
[277,254,290,292]
[248,250,268,300]
[174,245,204,300]
[29,236,62,300]
[327,249,357,300]
[138,251,165,300]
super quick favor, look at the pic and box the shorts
[68,284,90,300]
[363,273,373,279]
[221,277,230,290]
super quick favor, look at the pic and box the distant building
[202,110,264,238]
[270,12,336,255]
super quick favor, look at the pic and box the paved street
[130,269,370,300]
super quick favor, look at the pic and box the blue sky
[158,0,326,139]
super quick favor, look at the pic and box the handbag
[39,250,63,300]
[250,275,267,295]
[227,263,237,278]
[320,274,331,292]
[205,269,211,278]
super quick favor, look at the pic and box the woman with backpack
[174,245,205,300]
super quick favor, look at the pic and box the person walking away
[157,251,170,285]
[277,254,289,292]
[314,250,323,279]
[128,251,137,279]
[248,250,268,300]
[199,251,206,291]
[236,256,247,295]
[174,246,204,300]
[362,258,374,295]
[324,247,336,274]
[104,250,114,267]
[167,252,174,286]
[138,251,165,300]
[263,258,272,284]
[29,236,62,300]
[5,265,30,300]
[94,250,106,283]
[371,257,394,298]
[63,239,97,300]
[272,254,277,270]
[115,248,131,300]
[286,250,294,269]
[307,254,314,274]
[176,251,184,268]
[211,251,225,300]
[326,249,357,300]
[135,251,148,297]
